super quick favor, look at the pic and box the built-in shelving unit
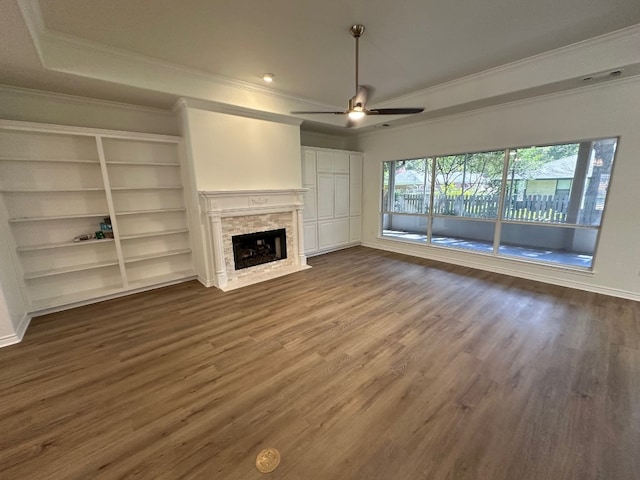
[0,120,195,312]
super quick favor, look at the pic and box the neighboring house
[522,155,579,197]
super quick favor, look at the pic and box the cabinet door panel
[334,174,350,218]
[334,152,350,173]
[302,149,317,186]
[349,184,362,216]
[350,216,362,242]
[349,154,363,185]
[316,151,334,173]
[334,218,349,245]
[317,174,335,220]
[304,222,318,253]
[318,221,334,249]
[303,187,317,221]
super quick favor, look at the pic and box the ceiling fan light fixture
[348,110,366,120]
[261,73,275,83]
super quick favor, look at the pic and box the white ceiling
[1,0,640,132]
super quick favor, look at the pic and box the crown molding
[357,73,640,140]
[15,0,45,64]
[16,0,640,131]
[17,0,341,113]
[174,98,303,126]
[42,29,340,111]
[0,118,181,142]
[0,83,174,115]
[381,23,640,106]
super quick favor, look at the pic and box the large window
[381,138,618,269]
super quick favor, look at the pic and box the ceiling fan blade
[368,107,425,115]
[291,111,345,115]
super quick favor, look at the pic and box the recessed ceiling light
[261,73,275,83]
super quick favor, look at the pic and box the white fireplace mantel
[199,189,309,291]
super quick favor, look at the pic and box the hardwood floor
[1,246,639,479]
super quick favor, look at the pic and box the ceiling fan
[292,24,424,124]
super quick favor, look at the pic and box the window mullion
[493,148,512,254]
[565,141,592,224]
[427,157,436,243]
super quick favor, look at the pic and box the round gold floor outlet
[255,447,281,473]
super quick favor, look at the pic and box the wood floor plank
[1,246,639,479]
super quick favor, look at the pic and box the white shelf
[24,259,120,279]
[30,284,125,311]
[106,161,180,167]
[119,228,189,240]
[0,157,99,164]
[17,238,115,252]
[110,186,183,191]
[116,208,186,216]
[9,212,109,222]
[127,270,196,290]
[124,248,192,264]
[1,188,105,193]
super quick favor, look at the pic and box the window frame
[379,137,619,271]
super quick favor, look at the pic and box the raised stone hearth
[199,190,309,291]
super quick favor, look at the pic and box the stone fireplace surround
[199,190,309,291]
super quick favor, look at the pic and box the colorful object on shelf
[101,217,114,238]
[95,231,105,239]
[73,234,95,242]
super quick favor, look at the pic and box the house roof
[529,155,596,180]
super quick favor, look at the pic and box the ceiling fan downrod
[350,24,365,98]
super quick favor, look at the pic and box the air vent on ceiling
[582,69,623,82]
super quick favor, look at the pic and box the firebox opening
[232,228,287,270]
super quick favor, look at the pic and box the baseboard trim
[30,276,198,318]
[0,313,32,348]
[362,241,640,302]
[305,242,362,258]
[197,275,216,288]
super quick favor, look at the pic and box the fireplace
[232,228,287,270]
[199,189,309,291]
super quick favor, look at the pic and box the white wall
[0,86,179,135]
[301,130,356,151]
[0,200,28,346]
[357,78,640,300]
[184,107,302,191]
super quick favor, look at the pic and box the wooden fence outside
[385,192,601,224]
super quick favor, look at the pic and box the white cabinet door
[302,149,317,186]
[317,174,335,220]
[349,184,362,216]
[334,174,350,218]
[334,152,350,173]
[304,222,318,253]
[350,216,362,242]
[303,187,317,221]
[318,219,349,249]
[316,151,334,173]
[334,218,349,245]
[349,154,363,185]
[318,220,334,249]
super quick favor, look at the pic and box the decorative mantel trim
[199,189,309,291]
